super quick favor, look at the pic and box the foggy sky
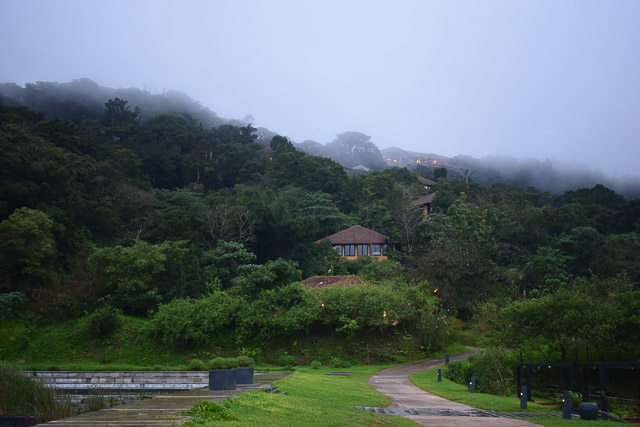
[1,0,639,176]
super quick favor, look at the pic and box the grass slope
[0,316,192,369]
[1,311,469,370]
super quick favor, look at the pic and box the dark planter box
[209,369,236,390]
[235,367,254,384]
[579,402,599,420]
[0,416,37,426]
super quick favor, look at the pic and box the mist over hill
[0,78,224,128]
[450,155,640,200]
[296,132,386,170]
[1,79,638,198]
[0,79,388,171]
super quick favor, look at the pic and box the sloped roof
[301,275,369,289]
[411,192,436,206]
[316,225,387,244]
[417,176,437,186]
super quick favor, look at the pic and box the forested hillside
[1,91,639,368]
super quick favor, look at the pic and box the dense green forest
[1,90,639,374]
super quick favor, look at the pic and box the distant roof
[417,176,437,186]
[411,192,436,206]
[316,225,387,244]
[301,275,369,289]
[352,164,370,171]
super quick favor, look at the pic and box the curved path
[368,353,543,427]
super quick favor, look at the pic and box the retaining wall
[22,371,209,391]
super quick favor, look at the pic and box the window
[356,244,368,257]
[333,245,343,256]
[371,244,381,256]
[344,244,355,256]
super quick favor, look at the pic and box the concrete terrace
[37,371,291,427]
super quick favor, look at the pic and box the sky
[1,0,639,176]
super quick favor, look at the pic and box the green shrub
[278,355,296,369]
[187,359,206,371]
[0,292,27,320]
[358,260,402,283]
[330,357,351,368]
[88,306,122,337]
[444,359,473,385]
[236,283,315,342]
[465,347,516,396]
[181,400,237,422]
[444,348,516,396]
[209,357,237,370]
[310,360,322,369]
[149,291,240,347]
[235,356,255,368]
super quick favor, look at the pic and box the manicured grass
[410,366,553,412]
[181,366,417,426]
[411,367,621,426]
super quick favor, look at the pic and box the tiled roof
[411,192,436,206]
[317,225,387,244]
[301,275,369,289]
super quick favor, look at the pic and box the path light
[321,303,325,307]
[562,390,571,419]
[520,386,528,409]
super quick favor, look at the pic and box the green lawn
[410,366,553,412]
[410,366,621,427]
[522,418,621,427]
[181,366,418,426]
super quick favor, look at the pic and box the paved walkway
[368,353,545,427]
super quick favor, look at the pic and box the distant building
[380,147,456,168]
[411,192,436,217]
[316,225,388,261]
[417,176,437,190]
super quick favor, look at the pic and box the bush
[358,260,402,283]
[309,283,412,333]
[278,355,296,369]
[88,306,122,337]
[236,283,315,342]
[444,348,516,396]
[181,400,237,422]
[444,359,473,385]
[310,360,322,369]
[187,359,206,371]
[0,292,27,320]
[467,348,516,396]
[149,291,240,347]
[235,356,255,368]
[330,357,351,368]
[209,357,237,370]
